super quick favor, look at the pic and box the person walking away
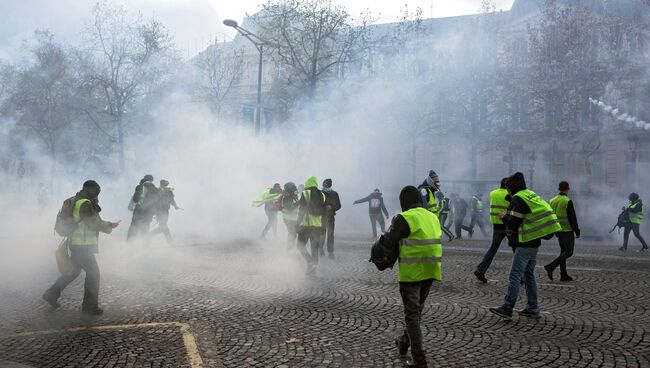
[543,181,580,281]
[151,179,180,245]
[474,178,512,283]
[374,185,442,367]
[451,194,472,239]
[620,192,649,251]
[296,176,326,275]
[469,193,488,237]
[42,180,120,315]
[489,172,561,319]
[435,191,455,241]
[320,178,341,258]
[127,175,159,241]
[253,184,283,240]
[281,182,300,249]
[353,189,389,238]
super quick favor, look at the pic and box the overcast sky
[0,0,515,60]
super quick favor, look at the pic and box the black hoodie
[354,191,389,216]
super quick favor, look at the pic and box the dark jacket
[132,181,159,213]
[453,198,468,217]
[158,188,178,213]
[626,200,643,214]
[501,192,540,248]
[322,188,342,217]
[354,192,388,216]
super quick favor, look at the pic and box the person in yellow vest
[281,182,300,248]
[435,191,455,241]
[620,192,648,251]
[42,180,120,315]
[417,170,440,214]
[376,185,441,368]
[296,176,326,275]
[474,178,512,283]
[252,183,283,240]
[543,181,580,281]
[489,172,561,319]
[468,192,488,238]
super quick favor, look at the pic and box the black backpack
[308,188,326,217]
[369,235,398,271]
[54,196,78,237]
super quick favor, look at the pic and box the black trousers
[127,208,153,241]
[47,247,100,308]
[369,213,385,238]
[475,228,508,274]
[297,227,322,265]
[546,232,575,277]
[320,215,336,254]
[623,224,648,249]
[151,211,173,244]
[454,212,472,238]
[469,213,488,236]
[398,279,433,362]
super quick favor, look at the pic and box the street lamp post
[223,19,270,136]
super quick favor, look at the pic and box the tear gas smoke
[589,97,650,131]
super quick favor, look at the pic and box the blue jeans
[501,246,539,313]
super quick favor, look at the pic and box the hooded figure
[43,180,120,315]
[489,172,560,320]
[354,189,389,238]
[369,185,442,367]
[296,176,326,275]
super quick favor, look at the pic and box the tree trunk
[117,117,125,173]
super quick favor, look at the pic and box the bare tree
[253,0,372,100]
[2,31,80,171]
[193,45,245,119]
[84,1,174,171]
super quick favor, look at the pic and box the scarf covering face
[323,187,333,193]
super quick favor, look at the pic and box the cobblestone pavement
[0,237,649,367]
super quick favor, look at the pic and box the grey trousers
[47,247,100,308]
[398,279,434,362]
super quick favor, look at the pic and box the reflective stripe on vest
[628,201,644,225]
[398,207,442,282]
[437,197,450,215]
[489,188,509,225]
[550,194,572,232]
[301,189,325,227]
[514,189,562,243]
[70,198,98,246]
